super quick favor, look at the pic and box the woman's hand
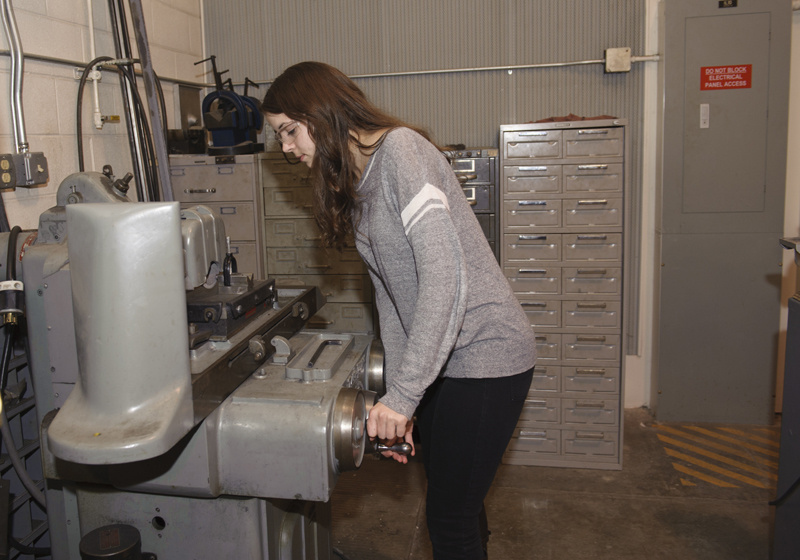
[367,402,415,464]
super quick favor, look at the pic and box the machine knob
[372,441,412,455]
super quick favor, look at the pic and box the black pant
[416,368,533,559]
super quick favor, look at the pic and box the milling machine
[4,169,386,559]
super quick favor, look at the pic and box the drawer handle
[534,335,549,342]
[518,131,548,137]
[468,199,477,206]
[305,264,331,270]
[577,129,609,135]
[525,399,548,407]
[518,235,547,241]
[576,235,609,240]
[576,302,607,309]
[575,402,606,409]
[184,188,216,194]
[575,368,607,376]
[307,320,334,327]
[518,166,548,172]
[576,336,607,343]
[518,200,547,206]
[519,269,547,274]
[577,269,608,275]
[217,167,234,174]
[456,173,477,182]
[577,164,609,170]
[519,430,548,438]
[521,302,547,308]
[574,432,606,440]
[577,200,608,206]
[303,236,322,241]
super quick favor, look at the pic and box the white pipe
[87,0,103,129]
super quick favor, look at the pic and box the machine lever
[372,441,413,456]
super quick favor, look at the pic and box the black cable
[76,56,114,172]
[769,474,800,507]
[6,225,20,281]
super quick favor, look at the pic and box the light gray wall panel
[202,0,645,185]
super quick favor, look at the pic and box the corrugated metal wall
[203,1,645,151]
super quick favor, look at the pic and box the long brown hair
[261,61,432,250]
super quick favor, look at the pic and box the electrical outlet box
[0,154,15,189]
[0,152,49,189]
[605,47,632,73]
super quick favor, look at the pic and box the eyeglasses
[274,121,300,145]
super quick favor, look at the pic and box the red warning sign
[701,65,752,90]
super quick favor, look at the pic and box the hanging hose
[77,56,114,172]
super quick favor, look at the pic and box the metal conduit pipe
[0,0,27,153]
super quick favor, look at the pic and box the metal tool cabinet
[169,153,265,278]
[261,151,375,333]
[499,120,628,469]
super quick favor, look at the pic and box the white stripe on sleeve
[401,183,450,235]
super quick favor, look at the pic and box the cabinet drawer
[563,367,620,394]
[273,274,372,303]
[505,267,561,296]
[306,302,374,333]
[531,364,561,392]
[461,185,494,212]
[563,127,623,158]
[504,233,560,262]
[563,267,621,295]
[474,213,498,243]
[263,187,314,217]
[265,217,322,247]
[504,165,562,195]
[562,398,620,426]
[562,429,619,458]
[563,233,622,261]
[503,199,561,228]
[187,202,255,241]
[563,334,620,362]
[267,247,366,275]
[563,163,623,194]
[451,156,495,183]
[521,299,561,328]
[503,129,561,159]
[534,333,561,361]
[563,198,622,228]
[506,428,560,455]
[519,396,561,423]
[171,158,256,202]
[260,155,311,187]
[563,300,621,328]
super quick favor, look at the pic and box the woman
[261,61,536,560]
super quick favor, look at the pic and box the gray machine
[11,170,386,558]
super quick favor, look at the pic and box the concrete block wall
[0,0,205,229]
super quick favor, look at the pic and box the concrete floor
[330,408,777,560]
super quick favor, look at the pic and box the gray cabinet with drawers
[169,154,265,278]
[500,120,628,470]
[261,152,374,333]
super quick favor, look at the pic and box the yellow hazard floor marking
[682,426,780,458]
[655,422,781,489]
[664,448,771,488]
[716,427,781,448]
[657,434,777,481]
[671,462,738,488]
[655,425,779,469]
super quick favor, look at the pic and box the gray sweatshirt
[354,127,537,420]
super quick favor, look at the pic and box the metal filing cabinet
[169,154,265,278]
[445,148,500,261]
[260,152,374,333]
[499,119,627,470]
